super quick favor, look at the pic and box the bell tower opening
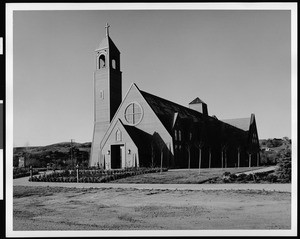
[99,54,106,69]
[112,59,117,69]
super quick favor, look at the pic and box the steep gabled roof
[221,117,251,131]
[189,97,206,105]
[95,36,120,53]
[139,90,205,133]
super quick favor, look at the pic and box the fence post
[30,165,33,180]
[160,150,163,174]
[237,147,240,168]
[249,153,252,168]
[198,148,202,175]
[209,148,211,169]
[76,164,79,183]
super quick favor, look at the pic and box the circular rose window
[124,102,143,125]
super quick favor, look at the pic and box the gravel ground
[13,185,291,231]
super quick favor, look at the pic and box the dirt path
[235,166,277,175]
[13,186,291,231]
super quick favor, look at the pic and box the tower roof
[95,23,120,53]
[189,97,206,105]
[96,35,120,53]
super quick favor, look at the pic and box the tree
[153,132,167,173]
[185,131,193,170]
[221,144,228,168]
[195,141,204,174]
[275,148,291,182]
[194,120,206,173]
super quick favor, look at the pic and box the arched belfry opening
[99,54,106,69]
[112,59,117,69]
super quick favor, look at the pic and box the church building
[90,24,260,169]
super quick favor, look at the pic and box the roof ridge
[221,117,251,120]
[139,89,199,114]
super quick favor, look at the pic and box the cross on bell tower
[105,23,110,37]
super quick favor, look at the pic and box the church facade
[90,25,260,169]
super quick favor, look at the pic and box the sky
[11,6,293,147]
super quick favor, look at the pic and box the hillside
[13,137,291,168]
[259,137,291,165]
[13,142,91,168]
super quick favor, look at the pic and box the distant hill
[13,137,291,168]
[13,142,92,168]
[259,137,291,165]
[259,137,291,151]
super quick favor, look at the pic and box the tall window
[178,130,182,141]
[116,129,122,141]
[99,54,106,69]
[124,102,143,125]
[112,59,117,69]
[174,130,178,141]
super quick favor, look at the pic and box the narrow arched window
[116,129,122,142]
[178,130,182,141]
[99,54,106,69]
[112,59,117,69]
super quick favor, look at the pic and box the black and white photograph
[5,2,297,237]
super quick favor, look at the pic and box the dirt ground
[13,186,291,231]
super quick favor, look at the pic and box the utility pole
[70,139,74,168]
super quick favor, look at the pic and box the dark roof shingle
[140,90,204,133]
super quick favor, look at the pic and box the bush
[236,173,247,181]
[28,167,168,183]
[245,174,253,181]
[222,178,230,183]
[14,167,39,179]
[275,158,291,183]
[266,173,278,183]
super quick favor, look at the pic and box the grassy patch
[111,167,264,184]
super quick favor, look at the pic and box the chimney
[189,97,208,116]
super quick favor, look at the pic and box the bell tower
[90,24,122,167]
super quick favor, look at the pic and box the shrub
[222,178,231,183]
[27,167,168,183]
[266,173,278,183]
[236,173,247,181]
[275,157,291,183]
[245,174,253,182]
[61,170,70,177]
